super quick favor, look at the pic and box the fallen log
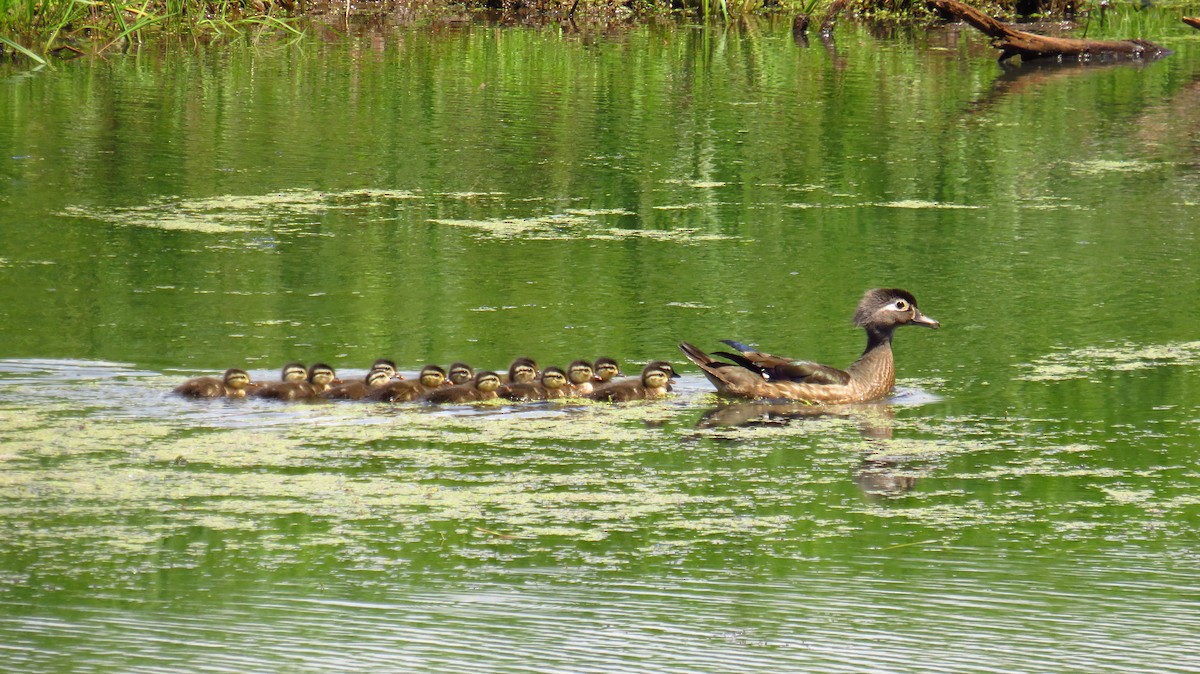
[930,0,1170,62]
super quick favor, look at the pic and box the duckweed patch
[1019,340,1200,381]
[3,360,1197,589]
[871,200,981,209]
[1067,159,1160,175]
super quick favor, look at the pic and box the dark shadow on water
[964,56,1156,119]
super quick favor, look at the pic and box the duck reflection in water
[695,401,918,499]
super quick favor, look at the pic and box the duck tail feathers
[719,339,755,353]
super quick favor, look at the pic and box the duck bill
[912,310,940,329]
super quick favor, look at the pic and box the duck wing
[718,339,851,385]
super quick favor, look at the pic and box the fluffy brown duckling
[421,370,502,404]
[503,357,539,384]
[565,360,596,396]
[256,363,338,401]
[365,364,447,402]
[245,362,306,395]
[678,288,938,403]
[587,361,678,402]
[173,368,253,399]
[447,362,475,386]
[499,366,570,401]
[321,367,393,400]
[369,359,401,380]
[592,357,622,384]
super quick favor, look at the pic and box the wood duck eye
[895,300,909,311]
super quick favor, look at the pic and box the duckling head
[644,360,679,380]
[308,363,337,387]
[365,368,392,388]
[594,357,621,382]
[223,369,252,390]
[280,362,308,383]
[541,367,568,390]
[508,357,539,384]
[370,359,399,379]
[448,362,475,386]
[419,365,447,388]
[567,360,594,385]
[474,371,502,392]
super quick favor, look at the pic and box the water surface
[2,17,1200,672]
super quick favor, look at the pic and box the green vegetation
[0,0,300,62]
[3,0,1196,64]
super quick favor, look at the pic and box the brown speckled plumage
[679,288,938,403]
[587,362,678,402]
[174,369,252,399]
[422,371,502,404]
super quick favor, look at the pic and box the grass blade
[0,35,48,66]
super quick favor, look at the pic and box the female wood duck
[565,360,595,396]
[678,288,938,403]
[365,364,447,402]
[499,366,569,401]
[255,363,338,401]
[447,362,475,386]
[321,367,393,400]
[503,357,539,384]
[174,369,253,399]
[587,361,678,402]
[421,371,502,404]
[593,357,622,383]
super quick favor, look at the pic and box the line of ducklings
[173,357,680,404]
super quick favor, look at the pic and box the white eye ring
[895,300,909,311]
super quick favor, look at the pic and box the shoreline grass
[2,0,1195,64]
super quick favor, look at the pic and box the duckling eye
[894,300,909,311]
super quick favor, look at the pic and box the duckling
[447,362,475,386]
[500,357,539,384]
[256,363,338,401]
[499,366,571,401]
[369,359,401,380]
[593,357,622,384]
[565,360,596,396]
[173,368,253,399]
[421,370,503,404]
[365,364,447,402]
[321,367,393,400]
[587,361,678,402]
[246,362,307,396]
[678,288,938,403]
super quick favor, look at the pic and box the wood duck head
[567,360,594,386]
[540,366,568,391]
[223,368,252,391]
[507,357,539,384]
[593,357,621,382]
[853,288,940,348]
[448,362,475,386]
[364,368,392,388]
[473,370,502,393]
[306,363,338,392]
[418,364,447,388]
[641,361,678,389]
[370,359,399,380]
[280,362,308,383]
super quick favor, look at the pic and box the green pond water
[2,15,1200,672]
